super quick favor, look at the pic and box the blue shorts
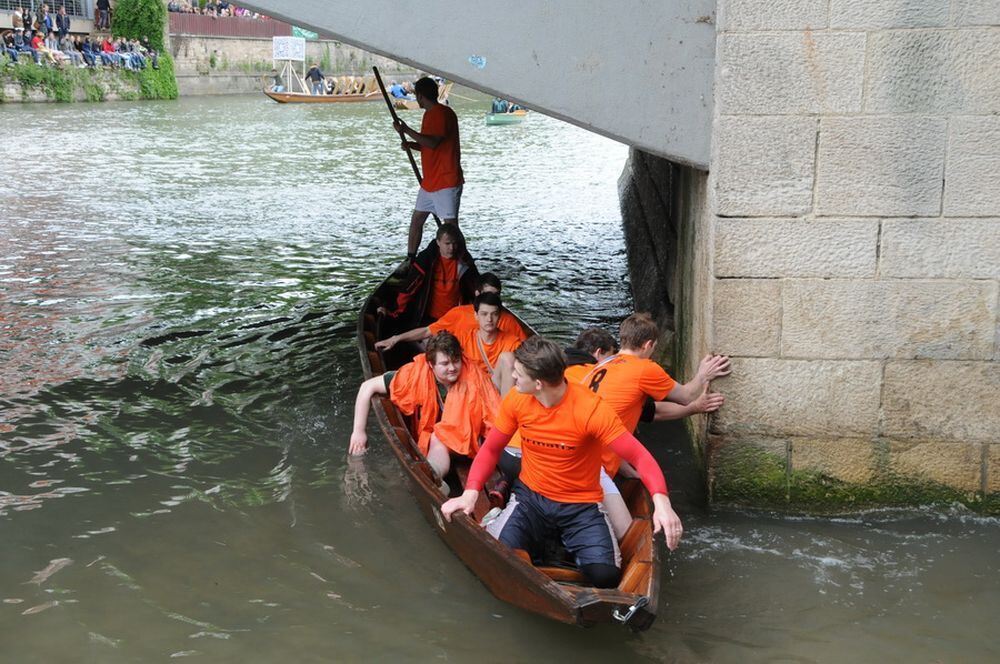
[485,481,621,568]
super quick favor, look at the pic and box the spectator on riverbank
[140,36,159,69]
[33,30,60,65]
[100,36,120,66]
[2,31,20,63]
[20,6,33,39]
[58,33,84,67]
[55,5,70,39]
[44,30,67,65]
[37,3,53,35]
[74,35,95,67]
[96,0,110,31]
[12,28,40,63]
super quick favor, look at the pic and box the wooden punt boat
[485,109,529,126]
[356,270,661,629]
[263,89,382,103]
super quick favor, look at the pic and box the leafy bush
[112,0,167,52]
[129,53,179,100]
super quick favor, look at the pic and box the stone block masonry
[709,1,1000,512]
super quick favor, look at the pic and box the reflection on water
[1,95,997,662]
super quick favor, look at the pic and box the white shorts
[414,185,462,219]
[599,467,620,497]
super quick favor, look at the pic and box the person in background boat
[378,223,478,328]
[269,68,283,92]
[305,62,324,95]
[376,291,522,394]
[441,336,683,588]
[388,80,414,100]
[569,314,729,539]
[350,331,500,489]
[393,76,464,264]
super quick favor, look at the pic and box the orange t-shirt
[427,256,460,320]
[428,304,528,342]
[451,326,521,376]
[419,103,463,192]
[572,354,676,476]
[493,382,628,503]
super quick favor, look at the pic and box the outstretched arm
[440,427,512,520]
[666,354,732,405]
[654,387,724,420]
[349,376,388,455]
[609,432,683,550]
[375,325,431,351]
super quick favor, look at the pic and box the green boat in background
[485,109,529,126]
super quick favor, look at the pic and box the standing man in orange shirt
[393,76,464,264]
[441,336,682,588]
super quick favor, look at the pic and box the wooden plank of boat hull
[372,408,580,624]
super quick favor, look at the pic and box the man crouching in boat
[349,331,500,489]
[441,336,682,589]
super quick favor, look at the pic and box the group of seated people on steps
[350,222,731,589]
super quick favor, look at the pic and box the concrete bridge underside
[239,1,1000,513]
[243,0,717,169]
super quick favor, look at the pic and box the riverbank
[0,57,178,103]
[1,35,419,102]
[169,35,417,97]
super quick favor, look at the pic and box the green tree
[111,0,168,52]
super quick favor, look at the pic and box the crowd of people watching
[2,5,158,70]
[167,2,267,19]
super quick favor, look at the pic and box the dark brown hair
[425,331,462,364]
[573,327,617,355]
[473,291,502,312]
[414,76,438,101]
[619,313,659,350]
[514,336,565,385]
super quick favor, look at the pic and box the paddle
[373,66,442,228]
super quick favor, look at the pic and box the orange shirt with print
[574,354,676,476]
[427,256,460,320]
[419,103,463,192]
[494,382,628,503]
[429,304,528,342]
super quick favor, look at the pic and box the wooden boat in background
[486,109,529,126]
[263,89,381,103]
[356,269,661,630]
[393,82,454,110]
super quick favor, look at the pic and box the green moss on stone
[713,444,1000,515]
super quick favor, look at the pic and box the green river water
[1,95,997,662]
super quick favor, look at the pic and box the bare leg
[406,209,432,256]
[426,433,452,479]
[493,352,516,396]
[617,459,639,479]
[602,492,633,541]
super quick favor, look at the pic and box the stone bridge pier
[246,1,1000,512]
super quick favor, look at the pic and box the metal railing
[168,12,291,38]
[0,1,91,19]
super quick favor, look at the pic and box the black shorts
[486,481,620,568]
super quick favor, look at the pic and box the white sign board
[272,36,306,62]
